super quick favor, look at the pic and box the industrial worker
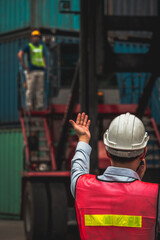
[69,112,160,240]
[18,30,46,110]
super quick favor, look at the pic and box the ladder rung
[31,156,50,161]
[39,137,47,141]
[149,136,158,141]
[30,126,44,131]
[29,117,44,122]
[147,145,159,150]
[39,146,50,151]
[145,127,154,132]
[146,155,160,160]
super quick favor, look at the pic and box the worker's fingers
[80,112,85,125]
[69,120,75,128]
[86,120,91,129]
[76,113,81,125]
[83,115,88,126]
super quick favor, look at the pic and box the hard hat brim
[105,146,145,158]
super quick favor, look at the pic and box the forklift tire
[49,182,68,240]
[24,181,49,240]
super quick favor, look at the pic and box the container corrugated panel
[114,41,150,103]
[0,0,31,34]
[106,0,157,16]
[0,0,80,35]
[0,36,29,123]
[0,129,23,219]
[0,0,157,35]
[114,41,160,126]
[34,0,80,31]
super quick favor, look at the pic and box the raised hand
[69,112,91,144]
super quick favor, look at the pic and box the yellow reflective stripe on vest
[85,214,142,228]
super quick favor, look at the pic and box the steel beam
[104,53,152,73]
[104,16,158,31]
[80,0,101,173]
[55,62,79,169]
[80,0,88,113]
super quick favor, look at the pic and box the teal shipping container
[0,0,80,35]
[0,129,23,219]
[0,0,157,36]
[0,34,29,123]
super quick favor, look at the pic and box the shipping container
[0,0,80,35]
[114,40,160,125]
[0,0,157,37]
[0,35,29,123]
[0,129,23,219]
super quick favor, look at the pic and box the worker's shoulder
[77,174,95,183]
[79,174,95,179]
[22,43,30,52]
[139,180,159,187]
[77,174,97,187]
[134,180,159,195]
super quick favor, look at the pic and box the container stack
[0,0,80,219]
[1,0,160,220]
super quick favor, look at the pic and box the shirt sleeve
[70,141,92,198]
[22,44,29,53]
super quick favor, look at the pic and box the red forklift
[19,1,160,240]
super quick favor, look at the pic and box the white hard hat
[103,113,149,158]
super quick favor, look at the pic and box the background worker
[18,30,46,110]
[69,112,160,240]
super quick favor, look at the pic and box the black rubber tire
[49,182,68,240]
[24,181,49,240]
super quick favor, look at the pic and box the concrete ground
[0,220,25,240]
[0,220,80,240]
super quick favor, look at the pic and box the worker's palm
[74,121,90,138]
[69,113,91,140]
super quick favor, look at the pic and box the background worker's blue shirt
[22,42,46,71]
[70,141,160,231]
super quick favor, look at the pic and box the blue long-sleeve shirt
[70,141,160,232]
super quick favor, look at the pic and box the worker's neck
[111,159,139,172]
[32,41,39,46]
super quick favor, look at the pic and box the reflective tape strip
[85,214,142,228]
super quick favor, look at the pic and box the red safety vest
[75,174,159,240]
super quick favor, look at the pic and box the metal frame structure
[80,0,160,172]
[19,1,160,239]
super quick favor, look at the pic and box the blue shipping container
[114,41,160,125]
[0,36,29,123]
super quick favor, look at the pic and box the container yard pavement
[0,220,80,240]
[0,220,25,240]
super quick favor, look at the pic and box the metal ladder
[20,114,56,171]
